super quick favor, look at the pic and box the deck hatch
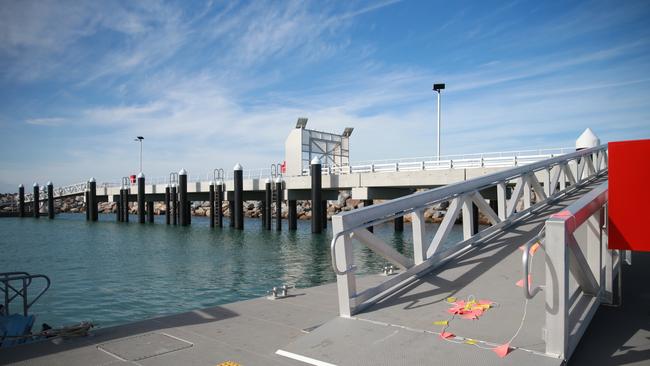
[97,332,193,361]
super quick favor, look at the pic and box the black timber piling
[288,200,297,230]
[322,200,327,229]
[171,185,177,225]
[209,184,215,228]
[165,187,171,225]
[18,185,25,217]
[33,183,39,218]
[137,173,145,224]
[364,200,373,232]
[147,201,154,223]
[229,201,235,227]
[264,179,272,230]
[216,182,223,228]
[394,216,404,232]
[85,190,89,221]
[234,164,244,230]
[47,182,54,219]
[179,169,188,226]
[275,178,282,231]
[311,158,322,234]
[89,178,98,221]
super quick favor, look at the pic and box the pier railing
[330,145,608,317]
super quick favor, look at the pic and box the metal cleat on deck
[266,285,293,300]
[381,265,397,276]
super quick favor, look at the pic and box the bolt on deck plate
[97,332,193,361]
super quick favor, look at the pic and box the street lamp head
[433,83,445,92]
[135,136,144,141]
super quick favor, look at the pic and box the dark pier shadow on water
[569,251,650,366]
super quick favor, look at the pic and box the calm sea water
[0,213,465,329]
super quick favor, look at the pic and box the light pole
[433,83,445,161]
[134,136,144,173]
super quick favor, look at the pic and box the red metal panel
[608,139,650,251]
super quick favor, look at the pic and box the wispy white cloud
[24,117,65,126]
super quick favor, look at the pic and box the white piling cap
[47,181,52,186]
[275,176,283,183]
[179,168,187,175]
[89,177,96,183]
[33,182,38,187]
[265,178,271,184]
[310,156,321,165]
[137,172,145,179]
[233,163,243,171]
[576,128,600,149]
[19,184,23,188]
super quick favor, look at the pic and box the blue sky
[1,0,649,192]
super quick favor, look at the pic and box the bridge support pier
[216,182,224,228]
[264,179,271,230]
[209,184,215,228]
[394,216,404,232]
[137,173,145,224]
[33,183,39,218]
[18,184,24,218]
[275,177,282,231]
[311,158,322,234]
[165,187,170,225]
[179,169,188,226]
[147,201,154,223]
[47,182,54,219]
[364,200,373,232]
[171,185,177,225]
[288,200,297,230]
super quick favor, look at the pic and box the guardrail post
[137,173,145,224]
[47,182,54,219]
[264,179,271,230]
[233,164,244,230]
[545,217,569,359]
[332,216,357,317]
[311,157,323,234]
[18,184,25,217]
[33,183,39,218]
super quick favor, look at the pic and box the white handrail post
[497,181,507,220]
[411,209,427,264]
[545,217,569,359]
[332,215,357,317]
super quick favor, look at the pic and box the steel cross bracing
[23,182,90,203]
[330,145,608,321]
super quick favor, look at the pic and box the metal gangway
[278,145,614,365]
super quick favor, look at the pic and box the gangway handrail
[0,272,51,317]
[543,181,614,360]
[330,144,608,317]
